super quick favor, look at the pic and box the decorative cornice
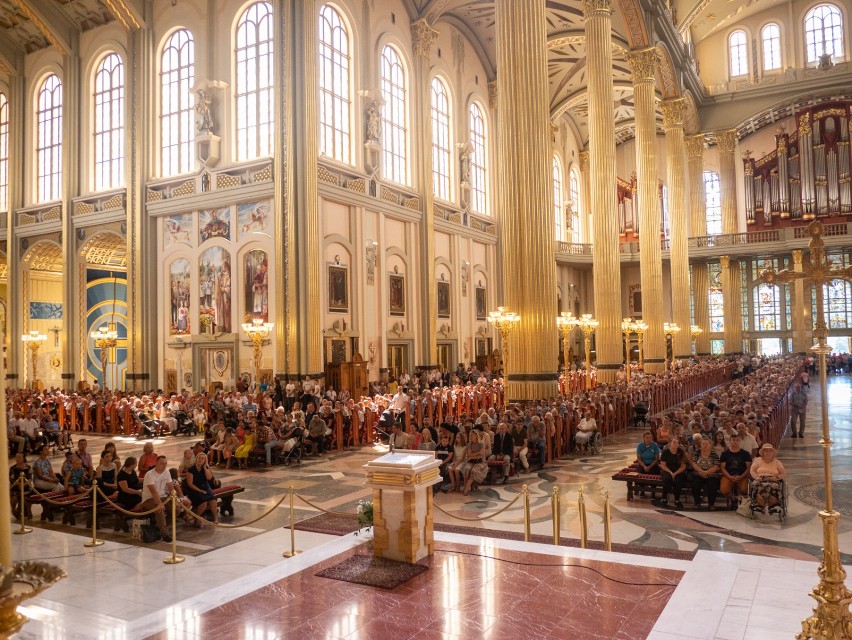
[684,134,705,159]
[660,98,686,129]
[411,19,438,59]
[100,0,141,31]
[9,0,67,57]
[626,47,657,84]
[583,0,614,19]
[720,255,730,268]
[715,129,738,153]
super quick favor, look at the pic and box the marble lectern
[364,450,442,563]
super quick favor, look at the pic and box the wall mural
[244,249,269,322]
[164,213,193,248]
[199,246,232,333]
[29,302,63,320]
[169,259,191,336]
[199,208,231,243]
[237,201,272,239]
[85,274,128,390]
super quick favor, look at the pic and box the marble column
[584,0,622,382]
[626,48,665,372]
[685,134,710,354]
[790,250,813,353]
[662,99,692,359]
[716,129,738,235]
[495,0,558,400]
[411,19,439,369]
[720,255,743,354]
[578,151,592,244]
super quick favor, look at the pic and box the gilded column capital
[626,47,658,85]
[488,79,497,109]
[579,150,590,171]
[550,121,559,143]
[660,98,686,130]
[583,0,614,19]
[792,249,803,266]
[715,129,738,153]
[411,19,438,58]
[720,255,731,269]
[685,134,705,158]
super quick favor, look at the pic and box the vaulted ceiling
[674,0,788,43]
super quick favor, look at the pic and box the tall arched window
[729,30,749,77]
[468,102,487,214]
[552,156,563,241]
[236,2,274,161]
[805,4,844,63]
[160,29,195,176]
[761,24,782,71]
[703,171,722,235]
[0,92,8,212]
[318,4,351,164]
[569,167,581,243]
[37,74,63,203]
[94,53,125,190]
[380,45,408,185]
[430,77,452,201]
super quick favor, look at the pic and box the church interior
[1,0,852,637]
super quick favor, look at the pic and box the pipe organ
[744,103,852,226]
[614,173,668,243]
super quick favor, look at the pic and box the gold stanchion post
[283,486,302,558]
[603,490,612,552]
[522,484,530,542]
[163,491,185,564]
[84,481,104,548]
[551,486,560,546]
[578,487,588,549]
[13,474,32,535]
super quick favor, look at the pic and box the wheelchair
[747,477,787,521]
[574,429,603,455]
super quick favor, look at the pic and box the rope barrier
[96,490,176,518]
[432,490,523,522]
[26,479,95,505]
[177,491,291,529]
[292,492,359,518]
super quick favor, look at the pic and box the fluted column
[411,19,439,368]
[790,250,812,353]
[584,0,622,382]
[627,48,665,372]
[686,133,710,355]
[662,99,692,359]
[495,0,558,400]
[720,255,743,354]
[716,129,738,235]
[578,151,592,244]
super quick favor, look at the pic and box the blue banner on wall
[29,302,63,320]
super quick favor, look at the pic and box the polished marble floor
[11,374,852,639]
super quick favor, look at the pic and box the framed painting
[389,274,405,316]
[475,286,487,321]
[437,281,450,318]
[328,265,349,313]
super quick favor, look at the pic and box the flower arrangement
[356,500,373,529]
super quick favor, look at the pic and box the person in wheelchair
[574,411,597,450]
[750,443,786,515]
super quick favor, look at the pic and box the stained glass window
[94,53,125,190]
[318,5,351,164]
[160,29,195,176]
[0,92,7,212]
[430,77,452,201]
[708,262,724,333]
[751,258,786,332]
[552,156,563,241]
[37,74,63,202]
[236,2,274,161]
[704,171,721,235]
[711,339,725,355]
[380,45,408,185]
[814,251,852,329]
[740,259,750,332]
[469,102,488,214]
[805,4,844,64]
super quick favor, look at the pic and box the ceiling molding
[438,13,495,80]
[547,29,630,52]
[0,36,24,74]
[550,79,636,120]
[99,0,142,31]
[9,0,78,56]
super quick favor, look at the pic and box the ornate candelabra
[575,314,599,390]
[21,331,47,389]
[621,318,636,382]
[556,311,576,373]
[758,221,852,640]
[90,325,118,389]
[689,325,703,356]
[633,320,648,370]
[487,306,520,406]
[663,322,681,370]
[242,316,274,385]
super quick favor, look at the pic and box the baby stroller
[633,401,650,429]
[276,427,304,465]
[171,411,198,437]
[135,412,168,439]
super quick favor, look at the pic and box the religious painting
[328,265,349,313]
[199,247,232,334]
[475,286,487,321]
[437,280,450,318]
[244,250,269,322]
[389,274,405,316]
[163,213,193,248]
[331,339,347,363]
[169,259,191,335]
[165,369,177,394]
[199,208,231,243]
[237,201,272,240]
[29,302,63,320]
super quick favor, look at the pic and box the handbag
[141,524,162,543]
[736,496,752,518]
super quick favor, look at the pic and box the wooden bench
[611,465,663,501]
[214,484,245,516]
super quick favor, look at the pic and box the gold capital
[715,129,738,153]
[626,47,658,84]
[583,0,614,18]
[684,134,705,159]
[792,249,803,266]
[411,19,439,58]
[720,255,730,269]
[579,150,590,171]
[488,79,498,109]
[660,98,686,129]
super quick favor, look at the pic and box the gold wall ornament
[488,80,497,109]
[719,255,730,269]
[583,0,614,18]
[799,113,812,136]
[579,150,590,172]
[626,47,658,83]
[49,354,61,370]
[684,134,705,158]
[716,129,738,153]
[410,19,439,58]
[660,98,686,129]
[793,249,803,266]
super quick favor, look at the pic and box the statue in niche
[366,101,381,143]
[195,89,214,134]
[459,145,471,184]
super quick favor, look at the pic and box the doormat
[315,554,428,589]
